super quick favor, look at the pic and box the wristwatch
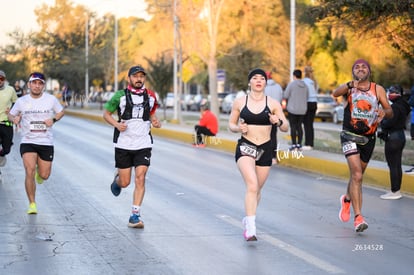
[276,119,283,127]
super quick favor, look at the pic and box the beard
[131,81,144,89]
[352,72,370,81]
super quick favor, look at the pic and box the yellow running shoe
[35,167,44,184]
[27,203,37,214]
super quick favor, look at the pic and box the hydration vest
[113,88,151,143]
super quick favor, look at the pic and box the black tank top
[240,96,272,125]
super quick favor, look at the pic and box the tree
[144,54,174,120]
[0,31,37,82]
[33,0,92,93]
[308,0,414,64]
[218,43,265,91]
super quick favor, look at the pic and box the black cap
[248,68,267,82]
[388,85,403,95]
[128,66,146,76]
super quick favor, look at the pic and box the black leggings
[194,125,215,144]
[0,124,14,156]
[288,113,304,145]
[303,102,317,147]
[384,130,406,192]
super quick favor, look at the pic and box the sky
[0,0,150,46]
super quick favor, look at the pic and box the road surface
[0,115,413,274]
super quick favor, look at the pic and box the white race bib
[30,121,47,132]
[342,141,357,154]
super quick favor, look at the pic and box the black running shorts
[20,143,54,161]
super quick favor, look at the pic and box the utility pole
[85,15,89,107]
[290,0,296,81]
[173,9,178,120]
[114,16,118,92]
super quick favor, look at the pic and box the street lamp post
[85,15,89,107]
[173,0,178,121]
[290,0,296,81]
[114,16,118,92]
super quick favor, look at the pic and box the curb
[65,109,414,195]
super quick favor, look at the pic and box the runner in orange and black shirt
[333,59,393,233]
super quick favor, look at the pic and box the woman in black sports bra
[228,68,288,241]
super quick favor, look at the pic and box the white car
[333,103,344,124]
[220,91,246,114]
[315,95,344,123]
[164,93,175,108]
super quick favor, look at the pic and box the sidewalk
[64,104,414,195]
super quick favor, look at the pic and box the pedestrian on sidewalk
[8,72,64,214]
[103,65,161,228]
[0,70,18,167]
[333,59,392,233]
[193,98,218,147]
[404,86,414,174]
[228,68,288,241]
[302,66,318,150]
[264,71,283,164]
[378,85,410,200]
[283,69,308,151]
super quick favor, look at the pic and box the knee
[351,171,363,184]
[117,176,130,188]
[40,173,50,180]
[246,182,259,194]
[135,174,146,187]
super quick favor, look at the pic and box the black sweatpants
[384,130,406,192]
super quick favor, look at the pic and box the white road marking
[217,214,345,274]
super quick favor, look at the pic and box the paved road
[0,115,413,274]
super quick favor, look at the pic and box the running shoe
[192,143,206,148]
[354,215,368,233]
[128,213,144,228]
[339,195,351,222]
[288,145,297,151]
[380,191,402,200]
[242,217,257,241]
[27,202,37,214]
[35,166,44,184]
[110,173,121,196]
[405,167,414,174]
[0,156,7,167]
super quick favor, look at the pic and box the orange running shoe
[338,195,351,222]
[354,215,368,233]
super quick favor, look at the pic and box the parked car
[221,93,236,114]
[218,92,229,112]
[164,93,175,108]
[220,91,246,113]
[315,94,340,122]
[333,103,344,124]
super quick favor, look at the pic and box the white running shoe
[242,217,257,241]
[404,167,414,174]
[380,191,402,200]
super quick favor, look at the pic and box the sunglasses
[0,77,5,81]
